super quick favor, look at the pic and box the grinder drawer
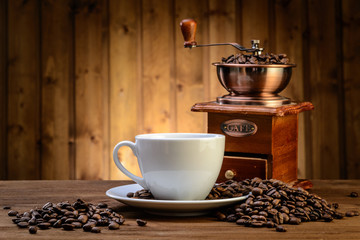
[217,155,267,182]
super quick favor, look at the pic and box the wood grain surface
[142,0,175,134]
[40,0,74,180]
[7,0,40,180]
[274,0,307,178]
[0,180,359,239]
[342,0,360,179]
[109,0,141,180]
[307,0,341,179]
[74,0,109,180]
[0,0,7,180]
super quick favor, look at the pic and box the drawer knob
[225,169,236,180]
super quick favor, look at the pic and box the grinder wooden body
[192,102,314,183]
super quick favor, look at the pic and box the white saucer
[106,184,249,216]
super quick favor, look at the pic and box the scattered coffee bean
[3,206,11,210]
[126,192,134,198]
[215,211,227,221]
[350,192,358,198]
[83,223,94,232]
[8,210,18,216]
[276,225,287,232]
[72,222,82,228]
[136,219,147,226]
[332,203,339,209]
[345,211,357,217]
[288,217,301,225]
[91,227,101,233]
[29,226,38,234]
[97,203,108,209]
[17,222,29,228]
[252,187,263,196]
[108,221,120,230]
[38,222,51,229]
[62,223,75,231]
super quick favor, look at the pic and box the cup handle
[113,141,148,189]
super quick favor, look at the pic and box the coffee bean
[48,218,58,225]
[62,224,75,231]
[226,214,237,222]
[108,222,120,230]
[91,227,101,233]
[350,192,358,198]
[17,222,29,228]
[83,223,94,232]
[276,225,287,232]
[3,206,11,209]
[42,202,53,210]
[97,203,108,209]
[215,211,227,221]
[28,217,37,225]
[72,222,82,228]
[53,219,63,228]
[8,210,18,216]
[289,217,301,225]
[323,214,333,222]
[38,222,51,229]
[136,219,147,226]
[332,203,339,209]
[19,216,31,222]
[29,226,38,234]
[266,221,275,228]
[78,214,88,224]
[346,211,355,217]
[127,192,134,198]
[236,218,247,225]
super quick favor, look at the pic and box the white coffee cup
[113,133,225,200]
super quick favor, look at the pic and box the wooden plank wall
[1,0,359,180]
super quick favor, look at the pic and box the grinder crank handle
[180,19,198,47]
[180,18,249,52]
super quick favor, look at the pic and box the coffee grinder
[180,19,314,184]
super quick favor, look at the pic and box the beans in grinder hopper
[221,53,290,64]
[6,199,146,234]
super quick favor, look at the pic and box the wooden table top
[0,180,359,239]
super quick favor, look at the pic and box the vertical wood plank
[274,0,307,178]
[142,0,175,133]
[41,0,74,180]
[342,0,360,179]
[75,0,109,180]
[101,0,110,180]
[109,0,141,180]
[208,0,236,101]
[241,0,271,52]
[7,0,40,179]
[307,0,340,179]
[175,0,207,133]
[0,0,7,179]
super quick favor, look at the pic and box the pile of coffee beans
[221,53,290,64]
[6,199,146,234]
[214,178,359,232]
[127,177,359,233]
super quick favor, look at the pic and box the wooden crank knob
[180,19,197,47]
